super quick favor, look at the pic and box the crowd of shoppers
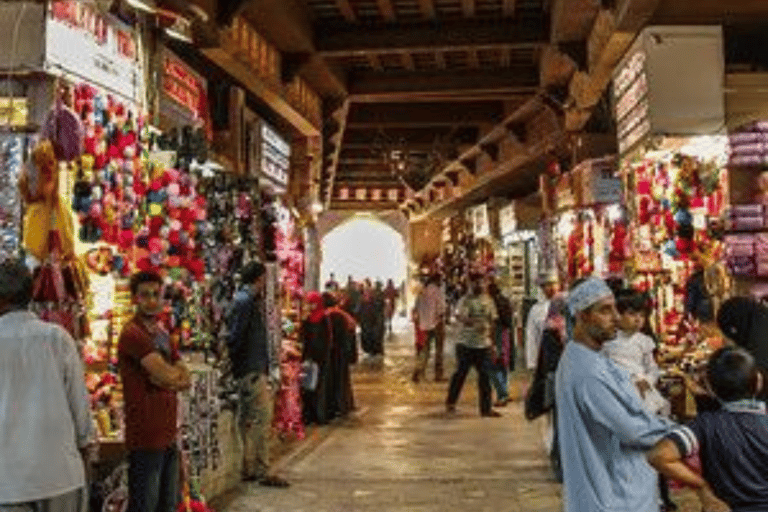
[325,275,401,362]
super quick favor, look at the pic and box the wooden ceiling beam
[563,0,662,131]
[435,50,447,69]
[468,49,480,69]
[346,101,505,128]
[343,126,480,145]
[367,54,384,71]
[316,17,546,56]
[461,0,475,17]
[323,100,351,207]
[500,47,512,67]
[376,0,397,22]
[401,52,416,71]
[335,0,357,22]
[347,67,540,102]
[417,0,437,19]
[502,0,516,17]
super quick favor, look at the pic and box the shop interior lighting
[165,17,193,43]
[124,0,157,13]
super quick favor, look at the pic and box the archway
[320,214,407,289]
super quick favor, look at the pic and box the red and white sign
[46,2,141,101]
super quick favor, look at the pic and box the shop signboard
[45,2,142,102]
[387,188,399,202]
[160,47,209,137]
[499,202,517,236]
[258,121,290,191]
[338,187,350,200]
[472,203,490,239]
[612,26,724,156]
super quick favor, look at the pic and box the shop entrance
[320,214,407,291]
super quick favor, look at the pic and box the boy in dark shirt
[649,347,768,512]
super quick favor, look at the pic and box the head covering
[538,270,559,286]
[306,291,325,323]
[567,277,614,316]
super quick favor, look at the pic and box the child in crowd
[602,288,669,414]
[649,347,768,512]
[602,288,676,511]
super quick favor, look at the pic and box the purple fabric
[43,103,84,161]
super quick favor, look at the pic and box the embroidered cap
[567,276,614,316]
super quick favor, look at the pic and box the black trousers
[446,344,492,414]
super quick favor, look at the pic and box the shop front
[612,25,731,419]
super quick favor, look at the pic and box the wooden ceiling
[218,0,768,213]
[287,0,551,207]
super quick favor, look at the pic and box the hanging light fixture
[164,16,193,43]
[124,0,156,13]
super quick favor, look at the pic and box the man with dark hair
[0,259,96,512]
[556,276,673,512]
[227,261,288,487]
[650,347,768,512]
[446,274,500,417]
[119,271,191,512]
[412,274,447,382]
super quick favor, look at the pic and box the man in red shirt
[118,271,191,512]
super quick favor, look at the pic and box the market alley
[217,321,561,512]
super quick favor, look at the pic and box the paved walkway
[218,321,702,512]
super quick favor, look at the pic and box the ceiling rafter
[316,17,547,56]
[376,0,397,22]
[416,0,437,19]
[461,0,476,17]
[435,50,447,69]
[347,67,540,102]
[367,54,384,71]
[502,0,516,17]
[401,52,416,71]
[468,49,480,69]
[500,46,512,67]
[334,0,357,22]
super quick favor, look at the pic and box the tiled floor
[217,321,705,512]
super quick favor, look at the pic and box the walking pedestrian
[556,276,673,512]
[0,259,96,512]
[323,293,357,417]
[412,274,447,382]
[487,280,513,406]
[525,272,559,370]
[301,291,334,424]
[384,279,399,335]
[226,262,289,487]
[446,274,501,417]
[118,271,192,512]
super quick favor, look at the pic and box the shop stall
[540,157,625,285]
[612,25,731,419]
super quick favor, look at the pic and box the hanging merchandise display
[539,157,624,284]
[0,136,25,261]
[621,139,729,347]
[261,193,306,440]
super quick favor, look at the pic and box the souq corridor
[213,321,699,512]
